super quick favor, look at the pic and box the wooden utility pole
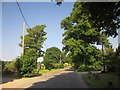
[60,54,62,67]
[22,22,26,56]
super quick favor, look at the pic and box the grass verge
[83,72,120,88]
[39,69,61,74]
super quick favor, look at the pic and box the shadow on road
[2,75,21,84]
[25,72,88,89]
[65,67,74,71]
[2,74,42,84]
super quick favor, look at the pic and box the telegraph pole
[22,22,25,56]
[60,54,62,67]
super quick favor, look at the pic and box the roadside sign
[37,57,43,63]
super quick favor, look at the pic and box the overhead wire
[16,0,31,29]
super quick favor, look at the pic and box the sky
[1,2,119,61]
[0,2,2,61]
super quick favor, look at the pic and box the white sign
[37,57,43,63]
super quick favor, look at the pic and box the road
[1,67,89,89]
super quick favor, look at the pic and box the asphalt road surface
[1,67,89,89]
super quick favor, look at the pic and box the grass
[39,69,61,74]
[39,69,50,74]
[83,72,120,88]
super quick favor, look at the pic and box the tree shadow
[25,72,88,89]
[2,74,21,84]
[2,74,42,84]
[65,67,74,71]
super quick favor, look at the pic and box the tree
[19,25,47,76]
[73,2,120,37]
[2,59,21,75]
[61,2,120,37]
[103,46,117,72]
[61,2,120,71]
[43,47,62,69]
[4,61,16,73]
[100,32,111,72]
[116,44,120,76]
[116,44,120,55]
[60,51,70,64]
[82,2,120,71]
[61,2,102,70]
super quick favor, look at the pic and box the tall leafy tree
[61,51,68,63]
[100,32,111,72]
[83,2,120,37]
[19,25,47,76]
[43,47,62,69]
[61,2,116,70]
[103,46,118,72]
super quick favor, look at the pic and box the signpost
[37,57,43,70]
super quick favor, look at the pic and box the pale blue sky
[0,2,2,60]
[2,2,118,61]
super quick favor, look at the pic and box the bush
[15,58,21,74]
[77,65,94,72]
[20,55,37,76]
[46,63,54,70]
[53,63,60,69]
[23,73,34,77]
[64,63,69,67]
[2,58,21,76]
[92,61,102,71]
[60,64,64,68]
[39,69,49,74]
[40,64,46,69]
[32,69,39,74]
[2,68,13,75]
[3,61,17,75]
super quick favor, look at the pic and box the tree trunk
[102,44,106,72]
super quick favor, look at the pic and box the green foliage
[2,62,14,75]
[20,55,37,75]
[40,64,46,70]
[83,2,120,37]
[92,61,103,71]
[23,73,34,77]
[104,46,119,72]
[61,2,110,71]
[2,58,21,75]
[77,64,94,72]
[19,25,47,77]
[64,63,69,67]
[15,58,21,74]
[2,61,6,72]
[43,47,62,69]
[60,51,67,63]
[66,52,73,65]
[5,61,16,72]
[84,72,120,88]
[39,69,61,74]
[53,63,60,69]
[39,69,50,74]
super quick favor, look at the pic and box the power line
[16,0,31,29]
[44,43,49,48]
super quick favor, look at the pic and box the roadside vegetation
[2,58,21,77]
[60,2,120,88]
[2,2,120,88]
[2,56,70,78]
[84,72,120,88]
